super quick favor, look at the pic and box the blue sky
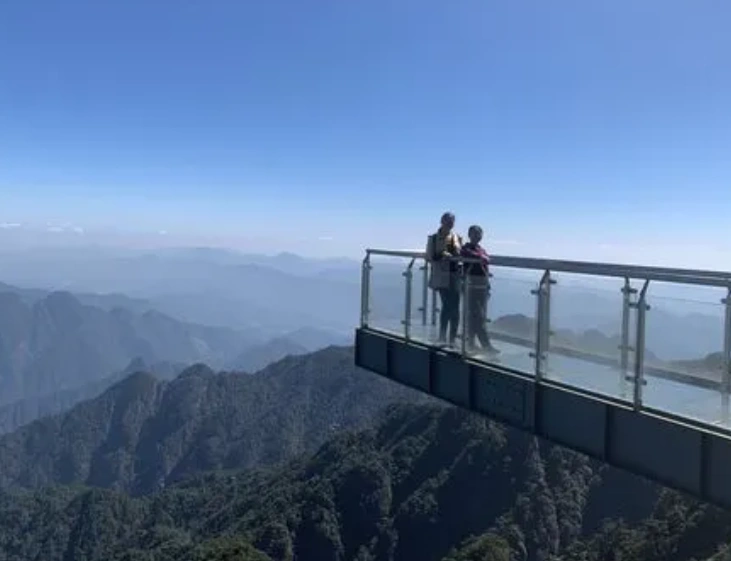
[1,0,730,264]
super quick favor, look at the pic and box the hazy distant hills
[231,327,352,373]
[0,247,399,336]
[231,338,309,373]
[0,347,426,495]
[0,279,154,315]
[493,314,659,363]
[0,276,357,429]
[0,263,720,437]
[492,313,728,385]
[1,246,724,360]
[0,288,255,406]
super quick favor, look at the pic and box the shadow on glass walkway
[355,248,731,509]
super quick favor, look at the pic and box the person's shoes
[484,344,501,355]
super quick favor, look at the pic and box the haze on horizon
[1,0,730,267]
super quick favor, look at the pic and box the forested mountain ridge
[0,347,427,495]
[0,332,728,560]
[3,403,727,561]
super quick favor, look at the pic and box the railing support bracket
[722,288,731,422]
[402,258,416,340]
[631,279,651,411]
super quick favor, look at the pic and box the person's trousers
[437,282,460,343]
[466,282,492,349]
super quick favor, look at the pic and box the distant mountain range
[0,288,254,406]
[492,313,724,384]
[0,247,374,335]
[231,338,309,373]
[0,280,154,314]
[0,269,720,441]
[0,246,723,360]
[230,327,351,373]
[0,278,358,431]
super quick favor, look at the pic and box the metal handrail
[366,248,731,287]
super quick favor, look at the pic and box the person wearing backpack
[426,212,462,346]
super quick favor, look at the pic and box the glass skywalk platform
[354,249,731,509]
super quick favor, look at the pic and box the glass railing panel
[412,261,468,348]
[467,267,544,374]
[641,282,729,428]
[406,258,442,346]
[544,273,633,400]
[364,254,410,337]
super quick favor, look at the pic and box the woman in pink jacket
[460,225,499,355]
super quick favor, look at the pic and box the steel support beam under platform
[355,327,731,510]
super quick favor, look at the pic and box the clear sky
[1,0,730,265]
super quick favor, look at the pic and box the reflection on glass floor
[367,319,731,431]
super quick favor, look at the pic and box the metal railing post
[722,287,731,422]
[402,259,415,340]
[431,288,438,327]
[543,271,555,372]
[461,269,469,356]
[419,259,429,326]
[485,271,494,331]
[426,261,439,328]
[531,279,543,379]
[630,279,651,411]
[360,253,372,328]
[619,278,637,399]
[531,270,552,380]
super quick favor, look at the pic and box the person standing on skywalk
[460,225,500,355]
[426,212,462,347]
